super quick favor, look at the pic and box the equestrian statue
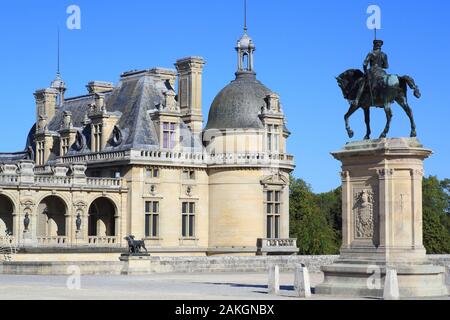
[336,39,421,140]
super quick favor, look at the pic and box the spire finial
[244,0,247,33]
[57,27,61,77]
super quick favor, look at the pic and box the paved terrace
[0,272,448,300]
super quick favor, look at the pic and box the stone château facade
[0,29,296,257]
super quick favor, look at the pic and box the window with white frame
[145,201,159,238]
[267,125,280,153]
[266,190,281,238]
[162,122,176,149]
[181,202,195,238]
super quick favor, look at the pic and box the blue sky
[0,0,448,192]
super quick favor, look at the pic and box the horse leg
[379,102,392,139]
[396,96,417,137]
[344,103,359,138]
[363,108,371,140]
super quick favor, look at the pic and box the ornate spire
[51,27,66,107]
[236,0,255,74]
[244,0,247,34]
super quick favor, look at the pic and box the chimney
[175,56,206,138]
[86,81,114,94]
[34,88,58,125]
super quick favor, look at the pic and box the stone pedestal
[119,254,152,275]
[316,138,448,298]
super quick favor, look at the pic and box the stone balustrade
[0,236,16,246]
[35,175,73,186]
[61,150,130,164]
[60,149,295,167]
[87,236,118,246]
[37,236,69,246]
[257,238,299,255]
[0,161,122,190]
[0,174,19,185]
[86,178,122,187]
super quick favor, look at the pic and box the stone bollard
[383,268,400,300]
[294,264,312,298]
[268,265,280,295]
[445,266,450,293]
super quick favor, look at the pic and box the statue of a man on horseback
[354,39,389,106]
[336,39,421,140]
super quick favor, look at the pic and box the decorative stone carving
[260,173,289,187]
[112,126,123,146]
[377,168,395,178]
[162,90,179,112]
[21,199,35,212]
[37,115,48,132]
[186,185,193,196]
[23,213,30,232]
[71,164,87,177]
[62,111,73,129]
[264,93,281,113]
[75,213,82,232]
[354,189,375,239]
[74,131,85,151]
[340,171,350,180]
[73,201,87,212]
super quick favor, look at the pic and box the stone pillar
[383,268,400,300]
[316,138,447,298]
[268,265,280,295]
[294,264,312,298]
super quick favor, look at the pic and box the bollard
[383,268,400,300]
[294,264,311,298]
[268,265,280,295]
[446,265,450,286]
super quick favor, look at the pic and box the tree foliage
[422,176,450,253]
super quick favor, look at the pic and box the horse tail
[401,75,421,99]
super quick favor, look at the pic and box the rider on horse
[354,39,389,106]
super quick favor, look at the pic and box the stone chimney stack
[34,88,58,126]
[175,57,206,138]
[86,81,114,94]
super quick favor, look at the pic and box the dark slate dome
[205,72,272,130]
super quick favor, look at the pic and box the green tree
[289,176,339,255]
[422,176,450,253]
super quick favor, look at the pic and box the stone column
[316,138,447,298]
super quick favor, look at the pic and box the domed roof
[238,33,253,50]
[205,72,272,130]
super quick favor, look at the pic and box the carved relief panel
[352,187,378,245]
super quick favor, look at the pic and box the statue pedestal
[316,138,448,298]
[119,254,152,275]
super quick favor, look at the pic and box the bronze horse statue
[336,69,421,139]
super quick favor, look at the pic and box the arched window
[88,198,116,237]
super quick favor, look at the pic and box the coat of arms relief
[353,189,375,239]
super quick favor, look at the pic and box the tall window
[61,137,70,155]
[182,202,195,238]
[163,122,176,149]
[267,125,280,153]
[37,141,45,165]
[266,190,281,238]
[145,201,159,238]
[93,124,102,152]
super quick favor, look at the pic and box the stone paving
[0,272,447,300]
[0,272,349,300]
